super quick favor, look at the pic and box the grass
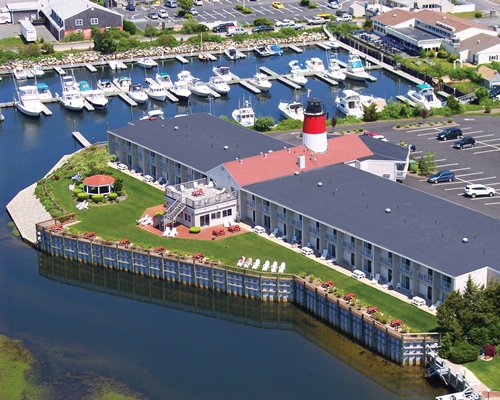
[452,11,478,19]
[0,37,24,50]
[450,80,482,94]
[464,357,500,391]
[0,335,47,400]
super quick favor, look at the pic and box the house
[39,0,123,41]
[349,1,366,18]
[477,66,500,88]
[5,1,39,23]
[380,0,474,14]
[445,33,500,65]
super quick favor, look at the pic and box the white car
[189,7,199,15]
[158,9,168,18]
[464,184,495,198]
[327,1,339,9]
[337,14,352,22]
[193,0,203,5]
[275,18,295,27]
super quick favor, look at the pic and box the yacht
[265,44,283,56]
[128,83,148,104]
[224,47,245,60]
[113,76,132,92]
[407,83,442,110]
[136,57,158,69]
[306,57,325,73]
[140,109,165,120]
[62,74,79,91]
[59,85,85,111]
[155,72,173,90]
[97,79,115,94]
[286,71,308,86]
[212,65,232,82]
[360,94,387,112]
[289,60,309,74]
[207,76,230,94]
[178,70,195,84]
[278,101,304,121]
[145,81,168,101]
[253,46,273,57]
[12,67,27,80]
[15,85,44,117]
[36,83,52,100]
[170,80,191,100]
[30,65,44,77]
[232,99,255,127]
[324,56,346,81]
[345,53,375,81]
[335,89,363,118]
[79,81,108,109]
[248,73,272,92]
[189,79,210,97]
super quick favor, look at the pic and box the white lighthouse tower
[302,98,328,153]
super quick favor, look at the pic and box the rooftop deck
[166,179,237,209]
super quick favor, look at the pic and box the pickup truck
[305,16,328,25]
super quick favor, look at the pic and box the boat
[97,79,115,93]
[265,44,283,56]
[324,56,346,81]
[289,60,309,74]
[212,65,232,82]
[128,83,148,104]
[232,99,255,127]
[30,65,44,77]
[15,85,44,117]
[360,94,387,112]
[224,47,245,60]
[12,67,27,80]
[345,52,375,81]
[145,81,168,101]
[207,76,230,94]
[306,57,325,73]
[155,72,173,90]
[248,73,272,92]
[36,82,52,100]
[278,101,304,121]
[140,109,165,120]
[286,71,308,86]
[170,80,191,100]
[407,83,442,110]
[188,79,210,97]
[253,45,274,57]
[178,70,195,84]
[79,81,108,108]
[59,86,85,111]
[136,57,158,69]
[198,33,211,62]
[113,76,132,91]
[335,89,364,118]
[62,74,80,91]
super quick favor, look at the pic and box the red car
[363,131,387,141]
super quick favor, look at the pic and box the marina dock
[53,66,66,75]
[314,73,338,86]
[175,55,189,64]
[396,95,416,106]
[83,100,95,112]
[205,52,217,61]
[118,92,138,107]
[259,67,301,90]
[40,103,52,116]
[238,80,261,94]
[85,63,97,73]
[145,77,179,102]
[72,131,92,148]
[288,45,303,53]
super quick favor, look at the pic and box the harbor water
[0,48,444,399]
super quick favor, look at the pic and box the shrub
[254,17,273,26]
[189,226,201,234]
[144,25,161,38]
[77,192,89,200]
[300,0,309,5]
[475,11,482,18]
[299,272,307,278]
[92,194,104,203]
[158,34,179,47]
[253,116,275,131]
[362,103,378,122]
[72,188,83,195]
[483,344,497,358]
[448,342,478,364]
[181,20,209,34]
[308,274,315,283]
[123,20,137,35]
[64,32,83,42]
[308,2,317,8]
[447,54,458,62]
[437,49,449,59]
[408,161,418,173]
[113,178,123,193]
[41,42,54,54]
[108,192,118,201]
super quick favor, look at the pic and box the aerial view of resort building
[0,0,498,398]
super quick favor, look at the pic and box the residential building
[444,33,500,65]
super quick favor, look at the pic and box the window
[90,18,99,25]
[75,18,83,26]
[489,55,498,61]
[222,209,232,217]
[211,212,221,219]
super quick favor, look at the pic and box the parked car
[148,11,159,19]
[275,18,295,27]
[272,1,284,8]
[427,170,455,184]
[464,184,495,198]
[189,7,198,15]
[212,22,235,33]
[227,26,245,36]
[363,131,387,141]
[453,136,476,149]
[436,127,462,141]
[327,0,339,9]
[305,16,328,25]
[336,14,352,22]
[193,0,203,5]
[335,10,343,16]
[164,0,177,8]
[252,25,274,33]
[125,3,136,11]
[157,9,168,18]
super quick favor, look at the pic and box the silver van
[164,0,177,7]
[227,26,245,36]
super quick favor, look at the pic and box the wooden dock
[259,66,301,90]
[238,80,261,94]
[317,42,331,51]
[205,52,217,61]
[118,92,137,107]
[72,131,91,148]
[259,66,278,77]
[85,63,97,73]
[288,45,303,53]
[207,88,221,98]
[437,91,450,99]
[54,66,66,75]
[314,73,339,86]
[396,95,416,107]
[40,103,52,116]
[83,100,95,112]
[175,55,189,64]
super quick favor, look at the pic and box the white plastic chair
[252,259,261,270]
[278,262,286,273]
[193,181,198,189]
[163,227,171,237]
[429,300,441,311]
[237,257,245,267]
[320,249,328,260]
[223,217,230,228]
[271,261,278,273]
[371,273,380,284]
[169,227,178,237]
[262,260,270,271]
[269,228,278,238]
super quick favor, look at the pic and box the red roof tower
[302,98,327,153]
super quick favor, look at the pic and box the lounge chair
[228,217,235,226]
[163,227,171,237]
[271,261,278,273]
[223,217,230,228]
[320,249,328,260]
[396,282,401,290]
[371,273,380,284]
[429,300,441,311]
[68,183,75,191]
[169,227,178,237]
[278,262,286,273]
[252,259,261,270]
[382,281,393,290]
[237,256,245,267]
[262,260,270,271]
[269,227,278,238]
[244,257,252,269]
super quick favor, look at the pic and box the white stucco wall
[206,164,240,192]
[454,267,490,291]
[472,43,500,64]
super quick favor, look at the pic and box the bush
[92,194,104,203]
[64,32,83,42]
[448,342,478,364]
[437,49,449,59]
[158,34,179,47]
[475,11,482,18]
[483,344,497,358]
[41,42,54,54]
[72,188,83,195]
[362,103,378,122]
[77,192,89,200]
[123,19,137,35]
[300,0,309,5]
[181,20,209,34]
[254,17,273,26]
[108,192,118,201]
[189,226,201,234]
[274,118,303,131]
[308,2,317,7]
[144,25,161,37]
[113,178,123,193]
[447,54,458,62]
[253,116,275,131]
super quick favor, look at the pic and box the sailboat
[198,33,211,62]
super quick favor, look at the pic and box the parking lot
[340,116,500,220]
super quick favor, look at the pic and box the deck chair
[278,262,286,273]
[382,281,393,290]
[320,249,328,260]
[81,201,88,210]
[76,202,84,210]
[252,259,260,270]
[269,227,278,238]
[371,273,380,284]
[237,257,245,267]
[262,260,270,271]
[163,227,171,237]
[223,217,230,228]
[193,181,198,189]
[169,227,178,237]
[271,261,278,273]
[429,300,441,311]
[396,282,401,290]
[68,183,75,191]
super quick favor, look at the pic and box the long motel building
[108,100,500,304]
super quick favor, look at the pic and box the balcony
[440,280,452,292]
[244,198,255,208]
[260,204,270,214]
[308,226,319,235]
[165,179,237,210]
[361,246,373,259]
[325,232,337,244]
[418,273,433,285]
[292,218,302,229]
[149,156,156,164]
[399,261,411,274]
[379,255,392,267]
[173,166,181,176]
[343,239,355,251]
[275,211,286,221]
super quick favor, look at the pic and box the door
[350,253,355,267]
[200,214,210,227]
[427,286,433,301]
[388,268,393,283]
[263,215,270,229]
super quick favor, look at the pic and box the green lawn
[452,11,479,19]
[0,36,24,50]
[450,80,483,94]
[465,358,500,391]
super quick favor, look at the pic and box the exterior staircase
[163,197,186,225]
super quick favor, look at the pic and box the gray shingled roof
[359,135,409,161]
[43,0,122,19]
[108,113,287,173]
[244,164,500,277]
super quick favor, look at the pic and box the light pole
[487,388,490,400]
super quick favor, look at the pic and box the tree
[362,103,378,122]
[144,25,160,38]
[123,19,137,35]
[178,0,193,11]
[445,95,463,115]
[253,117,275,131]
[253,17,273,26]
[417,151,436,175]
[420,107,429,122]
[93,31,116,54]
[363,19,373,31]
[158,34,179,47]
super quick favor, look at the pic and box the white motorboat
[265,44,283,56]
[136,57,158,69]
[145,81,168,101]
[79,81,108,108]
[289,60,309,75]
[113,76,132,91]
[286,71,308,86]
[360,94,387,112]
[232,99,255,127]
[306,57,325,73]
[324,56,346,81]
[345,53,375,81]
[155,72,173,90]
[128,83,148,104]
[97,79,115,93]
[212,65,232,82]
[278,101,304,121]
[178,70,195,84]
[249,73,272,92]
[59,87,85,111]
[407,83,442,110]
[170,80,191,100]
[253,46,273,57]
[30,65,44,77]
[12,67,27,80]
[207,76,230,94]
[335,89,364,118]
[62,74,80,91]
[36,82,52,100]
[15,85,44,117]
[140,109,165,120]
[189,79,210,97]
[224,47,245,60]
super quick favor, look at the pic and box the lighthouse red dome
[302,98,328,153]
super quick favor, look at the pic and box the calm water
[0,49,443,399]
